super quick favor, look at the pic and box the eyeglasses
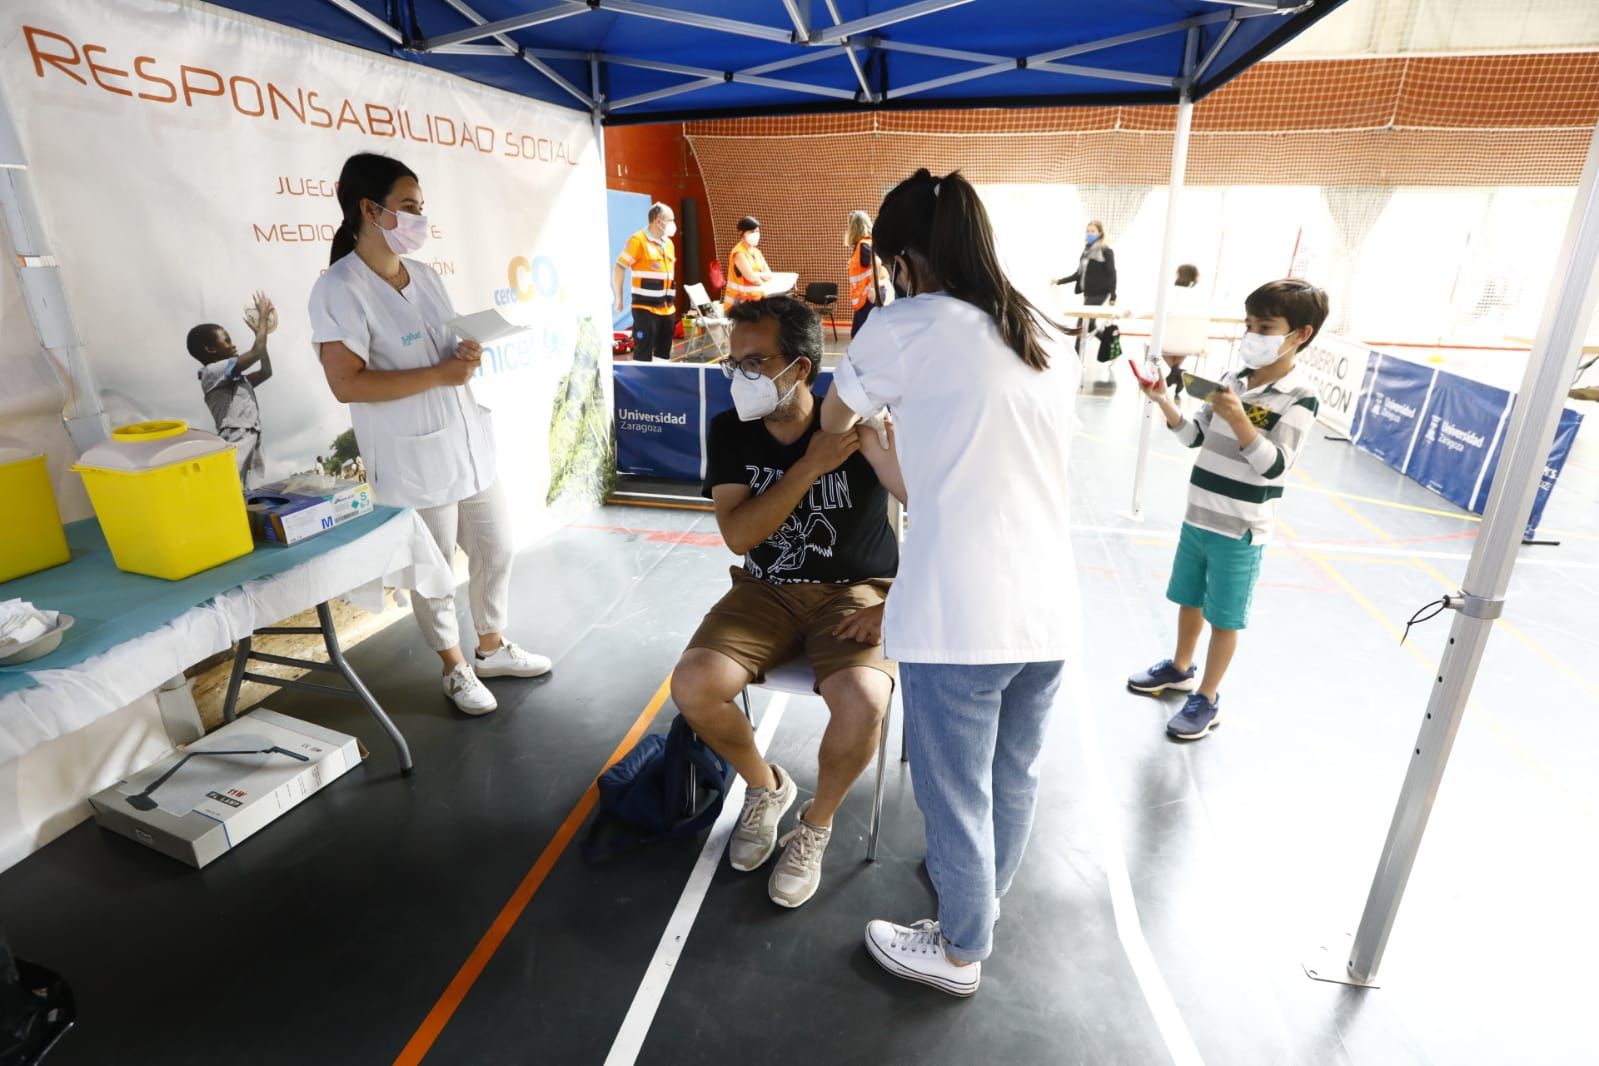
[719,354,788,381]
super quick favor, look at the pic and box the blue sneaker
[1127,659,1199,695]
[1167,693,1221,740]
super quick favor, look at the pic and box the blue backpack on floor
[583,714,731,858]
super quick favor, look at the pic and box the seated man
[671,295,905,909]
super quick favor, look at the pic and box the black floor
[3,386,1597,1065]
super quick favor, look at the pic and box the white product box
[88,709,363,868]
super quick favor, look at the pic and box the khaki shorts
[688,567,897,688]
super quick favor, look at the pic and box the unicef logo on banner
[480,254,578,377]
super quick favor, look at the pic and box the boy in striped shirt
[1128,278,1330,740]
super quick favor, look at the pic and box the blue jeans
[901,660,1064,962]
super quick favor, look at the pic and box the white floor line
[1067,523,1598,569]
[603,694,790,1066]
[1067,659,1206,1066]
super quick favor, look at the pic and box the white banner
[1,0,613,545]
[1295,332,1374,436]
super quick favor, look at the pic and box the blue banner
[616,366,838,484]
[614,365,702,480]
[1352,351,1585,539]
[1406,373,1507,514]
[1476,404,1584,540]
[1352,355,1434,470]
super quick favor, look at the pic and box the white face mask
[661,221,677,239]
[374,203,429,255]
[1238,330,1289,369]
[730,359,801,422]
[744,231,760,247]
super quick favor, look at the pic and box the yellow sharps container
[0,435,71,583]
[73,420,254,580]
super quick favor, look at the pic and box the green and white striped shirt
[1171,365,1319,544]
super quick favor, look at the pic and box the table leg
[314,601,413,774]
[222,636,252,724]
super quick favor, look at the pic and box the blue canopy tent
[11,0,1599,997]
[203,0,1347,122]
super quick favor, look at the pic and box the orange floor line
[392,674,675,1066]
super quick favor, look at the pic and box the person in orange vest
[613,202,677,361]
[844,210,892,335]
[725,215,774,309]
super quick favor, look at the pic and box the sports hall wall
[683,52,1599,347]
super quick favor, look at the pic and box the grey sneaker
[769,801,831,908]
[728,764,794,871]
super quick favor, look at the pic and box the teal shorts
[1166,523,1264,631]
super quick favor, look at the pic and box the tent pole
[1309,117,1599,988]
[0,83,109,452]
[1128,85,1193,520]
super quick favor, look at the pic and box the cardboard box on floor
[88,709,364,868]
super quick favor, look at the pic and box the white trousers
[412,480,514,652]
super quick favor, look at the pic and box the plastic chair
[803,282,840,341]
[681,282,731,362]
[1160,313,1209,359]
[735,495,907,862]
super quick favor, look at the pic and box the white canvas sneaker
[473,642,552,679]
[444,662,498,715]
[864,919,981,998]
[727,764,795,872]
[768,801,831,908]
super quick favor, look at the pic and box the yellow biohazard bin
[73,420,254,580]
[0,435,71,583]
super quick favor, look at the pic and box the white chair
[1159,313,1209,359]
[681,282,731,362]
[736,495,908,862]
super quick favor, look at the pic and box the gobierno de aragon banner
[2,0,613,545]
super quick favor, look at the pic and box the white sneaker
[473,641,552,679]
[728,764,795,872]
[864,919,981,998]
[768,801,831,908]
[444,663,498,715]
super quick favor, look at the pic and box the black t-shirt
[702,403,898,585]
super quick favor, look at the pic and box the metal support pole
[0,84,109,451]
[1308,118,1599,988]
[1128,82,1194,521]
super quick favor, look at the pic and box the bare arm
[711,430,860,555]
[820,382,862,434]
[856,421,906,505]
[318,341,471,404]
[612,263,628,313]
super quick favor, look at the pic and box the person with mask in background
[844,209,892,336]
[821,170,1079,998]
[309,152,552,718]
[724,215,776,309]
[1126,278,1329,742]
[1053,219,1118,386]
[671,295,905,910]
[613,202,678,362]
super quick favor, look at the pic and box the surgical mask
[662,221,677,239]
[745,231,760,247]
[730,359,801,422]
[1085,232,1100,245]
[375,204,429,255]
[1238,330,1287,369]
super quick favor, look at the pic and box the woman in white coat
[309,153,550,716]
[822,169,1079,997]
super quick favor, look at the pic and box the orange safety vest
[848,238,889,312]
[617,229,676,316]
[725,240,770,303]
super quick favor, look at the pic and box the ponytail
[875,169,1055,371]
[329,152,418,266]
[330,220,356,265]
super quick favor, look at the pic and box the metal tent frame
[13,0,1593,992]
